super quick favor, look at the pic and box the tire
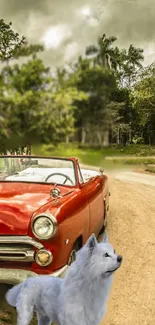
[67,241,80,266]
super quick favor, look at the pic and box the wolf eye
[104,253,110,257]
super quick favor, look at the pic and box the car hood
[0,182,75,235]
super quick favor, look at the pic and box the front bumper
[0,265,68,285]
[0,235,68,284]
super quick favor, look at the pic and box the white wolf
[6,232,122,325]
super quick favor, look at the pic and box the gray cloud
[1,0,155,67]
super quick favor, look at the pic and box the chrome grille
[0,236,43,263]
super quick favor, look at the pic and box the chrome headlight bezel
[31,213,58,240]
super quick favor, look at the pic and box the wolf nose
[117,255,122,263]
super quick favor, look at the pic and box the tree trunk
[129,129,132,143]
[102,130,109,147]
[116,129,120,145]
[96,131,102,146]
[66,135,69,144]
[81,127,86,144]
[148,134,151,145]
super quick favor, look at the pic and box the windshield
[0,157,76,186]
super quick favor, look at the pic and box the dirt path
[101,178,155,325]
[115,171,155,186]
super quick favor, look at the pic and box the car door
[77,165,104,237]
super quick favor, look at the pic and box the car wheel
[67,241,80,266]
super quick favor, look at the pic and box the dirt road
[101,177,155,325]
[115,171,155,187]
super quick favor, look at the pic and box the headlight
[32,213,57,240]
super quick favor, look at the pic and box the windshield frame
[0,155,77,187]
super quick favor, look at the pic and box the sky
[1,0,155,68]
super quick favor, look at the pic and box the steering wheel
[45,172,74,185]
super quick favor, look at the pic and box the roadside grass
[145,166,155,174]
[32,143,155,169]
[33,143,155,157]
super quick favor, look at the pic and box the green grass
[33,143,155,157]
[33,143,105,166]
[32,143,155,170]
[124,158,155,165]
[145,166,155,174]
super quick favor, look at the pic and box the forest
[0,18,155,153]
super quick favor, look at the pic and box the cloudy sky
[1,0,155,68]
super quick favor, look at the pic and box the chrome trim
[51,265,68,277]
[0,236,43,249]
[0,247,34,262]
[31,213,58,240]
[0,265,68,285]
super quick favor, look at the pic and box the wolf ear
[86,234,97,253]
[103,231,108,243]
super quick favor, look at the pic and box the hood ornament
[50,184,61,198]
[99,167,104,174]
[50,184,74,200]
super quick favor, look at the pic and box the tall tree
[0,55,88,151]
[85,34,117,70]
[67,57,118,146]
[132,63,155,144]
[118,45,144,87]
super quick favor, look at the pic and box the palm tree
[127,45,144,68]
[85,33,118,70]
[123,45,144,87]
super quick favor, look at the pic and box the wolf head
[76,232,122,280]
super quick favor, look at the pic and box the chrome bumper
[0,265,68,285]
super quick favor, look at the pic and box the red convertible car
[0,155,110,285]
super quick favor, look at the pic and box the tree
[132,63,155,144]
[0,54,88,151]
[85,34,117,70]
[13,44,44,60]
[2,58,50,93]
[118,45,144,87]
[0,19,25,61]
[85,35,144,88]
[67,57,118,146]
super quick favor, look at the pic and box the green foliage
[13,44,44,59]
[0,19,25,61]
[132,63,155,144]
[2,58,50,93]
[0,20,154,151]
[32,143,155,169]
[0,52,88,151]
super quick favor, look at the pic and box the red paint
[0,156,110,275]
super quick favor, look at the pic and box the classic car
[0,155,110,286]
